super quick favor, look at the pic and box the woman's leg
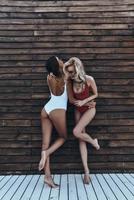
[75,110,90,184]
[73,108,100,150]
[39,109,52,171]
[39,109,58,187]
[39,109,67,170]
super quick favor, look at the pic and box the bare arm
[84,75,98,103]
[47,74,53,91]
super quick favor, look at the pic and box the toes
[52,183,59,188]
[38,159,44,171]
[53,183,59,188]
[38,151,47,171]
[83,174,91,184]
[83,178,90,184]
[94,139,100,150]
[44,180,59,188]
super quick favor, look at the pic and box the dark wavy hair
[45,56,61,77]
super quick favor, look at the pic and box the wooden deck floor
[0,174,134,200]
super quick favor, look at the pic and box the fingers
[74,100,83,107]
[74,100,96,107]
[88,101,96,108]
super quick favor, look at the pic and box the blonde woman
[64,57,100,184]
[39,56,68,187]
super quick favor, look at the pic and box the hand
[74,100,86,107]
[86,101,96,108]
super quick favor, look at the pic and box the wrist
[84,99,88,105]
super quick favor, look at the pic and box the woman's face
[66,65,76,79]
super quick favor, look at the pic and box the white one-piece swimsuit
[44,84,68,115]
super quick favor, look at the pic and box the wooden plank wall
[0,0,134,174]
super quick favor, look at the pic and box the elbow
[69,98,74,104]
[96,93,98,98]
[93,93,98,99]
[68,97,75,104]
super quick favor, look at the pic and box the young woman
[39,56,68,188]
[64,57,100,184]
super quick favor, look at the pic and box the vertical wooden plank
[30,175,44,200]
[103,174,127,200]
[110,174,134,200]
[75,174,88,200]
[91,174,107,200]
[84,174,98,200]
[59,174,68,200]
[0,176,19,199]
[117,174,134,195]
[49,175,61,200]
[1,175,25,200]
[11,175,33,200]
[19,175,40,200]
[0,175,12,189]
[68,174,78,200]
[0,176,5,182]
[39,176,52,200]
[122,174,134,187]
[96,174,117,200]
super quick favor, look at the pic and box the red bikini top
[73,83,90,100]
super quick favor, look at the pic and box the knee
[42,143,49,150]
[73,128,80,139]
[61,134,67,141]
[79,139,84,143]
[91,107,96,116]
[58,132,67,141]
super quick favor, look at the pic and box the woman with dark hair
[39,56,68,188]
[64,57,100,184]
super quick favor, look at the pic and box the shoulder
[47,74,53,81]
[85,75,95,86]
[47,74,56,83]
[47,74,55,89]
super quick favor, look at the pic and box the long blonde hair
[64,57,86,82]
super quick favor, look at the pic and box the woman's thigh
[74,109,81,123]
[74,108,96,133]
[74,110,85,133]
[41,108,53,147]
[49,109,67,138]
[41,108,53,128]
[41,108,48,118]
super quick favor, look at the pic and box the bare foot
[38,151,47,171]
[94,138,100,150]
[83,173,91,184]
[44,176,59,188]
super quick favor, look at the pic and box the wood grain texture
[0,0,134,174]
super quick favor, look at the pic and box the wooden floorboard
[0,174,134,200]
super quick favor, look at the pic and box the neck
[73,79,83,84]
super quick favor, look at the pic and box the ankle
[84,170,90,175]
[85,172,90,175]
[42,149,47,153]
[45,174,52,179]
